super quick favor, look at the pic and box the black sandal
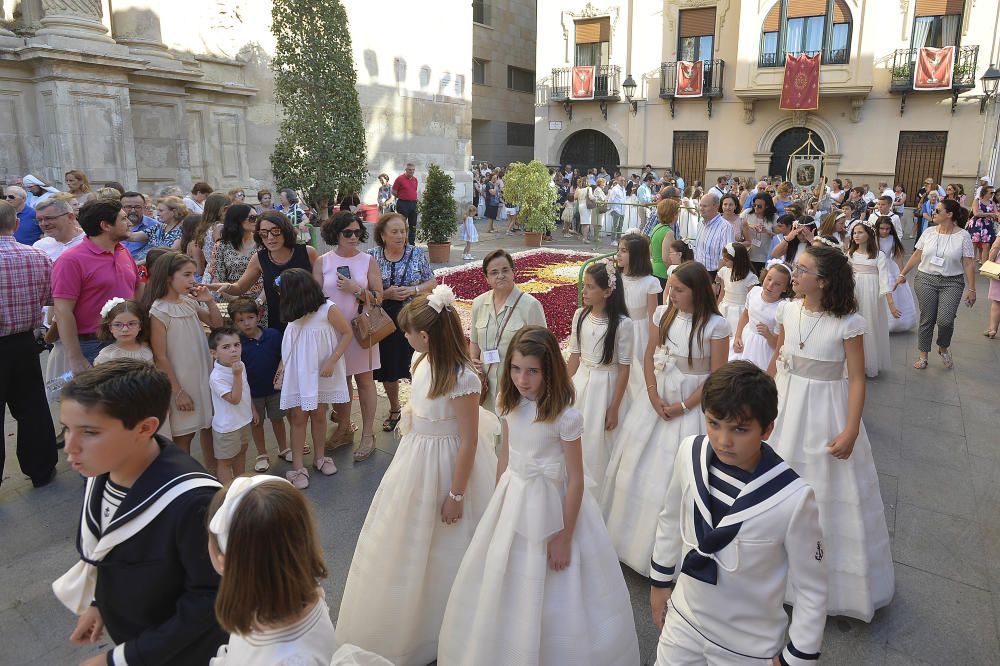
[383,409,402,432]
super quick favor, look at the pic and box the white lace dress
[717,266,759,335]
[729,287,784,370]
[600,309,729,574]
[770,300,894,621]
[849,251,891,377]
[438,401,639,666]
[621,274,662,400]
[879,236,917,333]
[569,310,633,497]
[279,301,349,411]
[334,360,499,666]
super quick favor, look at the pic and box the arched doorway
[560,130,620,175]
[768,128,825,180]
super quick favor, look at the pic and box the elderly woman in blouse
[469,249,547,413]
[367,212,437,431]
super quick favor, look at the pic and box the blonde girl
[459,204,478,261]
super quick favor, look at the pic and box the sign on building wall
[675,61,704,98]
[571,66,595,100]
[913,46,955,91]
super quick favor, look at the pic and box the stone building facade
[534,0,1000,196]
[472,0,537,167]
[0,0,473,203]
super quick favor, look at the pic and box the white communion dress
[879,236,917,333]
[770,299,894,621]
[849,251,891,377]
[621,273,663,400]
[729,287,785,370]
[334,358,499,666]
[569,309,633,497]
[437,400,639,666]
[280,301,349,411]
[601,308,729,574]
[717,266,759,335]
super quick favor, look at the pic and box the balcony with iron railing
[888,45,979,114]
[549,65,621,102]
[659,60,725,98]
[758,48,849,68]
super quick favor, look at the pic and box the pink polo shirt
[51,236,138,334]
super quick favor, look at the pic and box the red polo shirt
[392,174,418,201]
[52,236,138,334]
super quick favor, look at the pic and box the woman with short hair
[183,181,213,214]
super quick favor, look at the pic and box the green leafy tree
[418,164,458,244]
[270,0,367,220]
[503,160,557,233]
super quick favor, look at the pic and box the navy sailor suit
[77,438,228,665]
[650,435,827,666]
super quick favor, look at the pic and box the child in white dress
[847,222,895,377]
[438,327,639,665]
[459,204,478,261]
[208,476,338,666]
[568,260,632,497]
[730,261,793,369]
[716,242,759,334]
[616,233,663,400]
[335,285,498,666]
[876,216,917,333]
[602,261,730,574]
[767,245,894,621]
[277,268,352,488]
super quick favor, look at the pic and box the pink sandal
[285,467,310,489]
[313,456,338,476]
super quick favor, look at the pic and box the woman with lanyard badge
[469,250,547,413]
[896,198,976,370]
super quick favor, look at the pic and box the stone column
[110,0,176,60]
[0,3,22,45]
[35,0,115,43]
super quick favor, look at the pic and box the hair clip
[273,275,282,289]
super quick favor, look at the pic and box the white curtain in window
[805,16,825,54]
[911,17,932,50]
[786,18,804,55]
[940,15,960,47]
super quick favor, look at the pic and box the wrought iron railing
[550,65,621,101]
[758,48,849,68]
[659,60,725,98]
[889,45,979,92]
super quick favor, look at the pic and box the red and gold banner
[571,66,595,100]
[675,60,704,98]
[779,53,820,111]
[913,46,955,91]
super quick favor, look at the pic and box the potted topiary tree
[418,164,458,263]
[503,160,557,247]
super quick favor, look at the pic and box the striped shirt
[708,457,755,526]
[695,214,735,271]
[0,235,52,336]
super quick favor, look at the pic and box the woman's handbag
[980,260,1000,281]
[352,291,396,349]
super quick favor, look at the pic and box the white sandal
[254,454,270,472]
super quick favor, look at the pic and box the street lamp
[622,73,638,115]
[981,63,1000,114]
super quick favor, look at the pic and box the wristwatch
[448,491,465,502]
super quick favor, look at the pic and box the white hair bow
[427,284,456,313]
[208,475,291,553]
[100,297,126,319]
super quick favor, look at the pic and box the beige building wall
[0,0,472,203]
[535,0,1000,194]
[472,0,537,167]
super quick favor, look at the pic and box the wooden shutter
[763,4,781,32]
[786,0,826,18]
[679,7,717,38]
[894,131,947,203]
[575,18,610,44]
[673,131,709,189]
[915,0,964,16]
[833,0,851,23]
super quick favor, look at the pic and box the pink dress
[319,251,381,376]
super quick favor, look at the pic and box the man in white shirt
[975,176,992,200]
[878,181,894,200]
[22,174,60,208]
[33,197,84,261]
[694,193,735,278]
[608,176,626,236]
[708,176,728,200]
[637,174,655,229]
[862,185,877,206]
[866,195,902,238]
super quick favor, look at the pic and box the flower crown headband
[100,297,127,320]
[764,258,792,277]
[598,257,617,292]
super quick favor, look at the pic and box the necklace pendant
[799,341,805,350]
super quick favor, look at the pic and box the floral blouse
[368,245,434,299]
[147,221,183,249]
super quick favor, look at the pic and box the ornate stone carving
[742,100,754,124]
[790,110,808,127]
[36,0,113,42]
[560,4,621,61]
[850,96,864,123]
[41,0,102,20]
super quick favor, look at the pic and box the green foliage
[503,160,557,233]
[417,164,458,245]
[270,0,368,218]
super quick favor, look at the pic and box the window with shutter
[678,7,716,62]
[758,0,852,67]
[914,0,964,17]
[574,18,611,68]
[911,0,964,48]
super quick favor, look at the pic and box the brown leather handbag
[352,290,396,349]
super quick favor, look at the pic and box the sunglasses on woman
[341,228,362,238]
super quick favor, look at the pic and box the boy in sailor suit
[53,359,227,666]
[649,361,826,666]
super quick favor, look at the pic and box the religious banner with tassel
[779,52,820,111]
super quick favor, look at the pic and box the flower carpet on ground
[436,248,600,346]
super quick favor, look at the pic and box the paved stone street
[3,227,999,664]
